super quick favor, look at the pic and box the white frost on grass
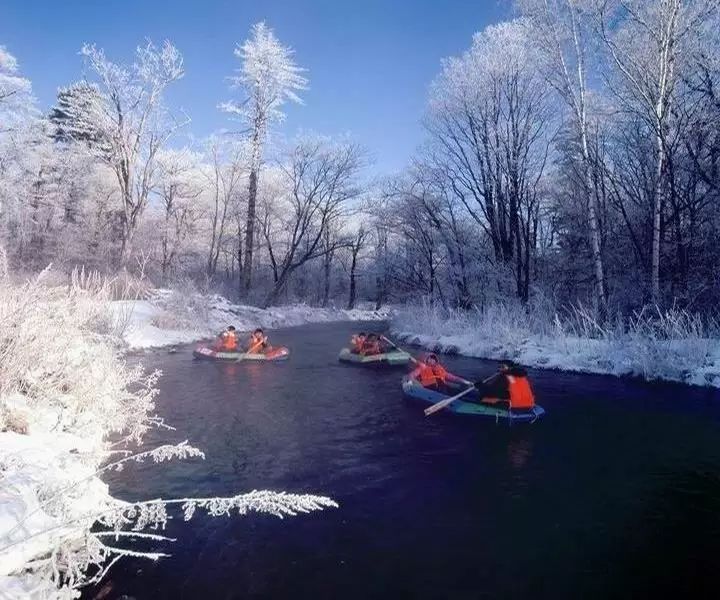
[113,289,392,349]
[391,303,720,388]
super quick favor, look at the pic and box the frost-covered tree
[73,41,186,266]
[426,20,553,301]
[0,45,34,133]
[155,148,205,282]
[518,0,609,315]
[591,0,720,304]
[261,137,363,307]
[202,136,249,283]
[222,22,307,295]
[49,82,112,154]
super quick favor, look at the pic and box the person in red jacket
[476,361,535,411]
[410,354,467,392]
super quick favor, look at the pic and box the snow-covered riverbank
[114,290,392,350]
[1,281,341,598]
[391,304,720,388]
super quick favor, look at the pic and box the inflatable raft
[402,377,545,422]
[193,345,290,362]
[338,347,412,366]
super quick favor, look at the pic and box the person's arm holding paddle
[382,335,473,386]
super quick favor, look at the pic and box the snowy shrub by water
[0,269,336,598]
[392,301,720,387]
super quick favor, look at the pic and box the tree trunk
[322,252,332,308]
[651,130,665,305]
[242,166,258,296]
[347,249,358,310]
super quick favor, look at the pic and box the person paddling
[247,328,269,354]
[475,360,535,411]
[410,353,468,393]
[360,333,382,356]
[350,332,367,354]
[216,326,238,351]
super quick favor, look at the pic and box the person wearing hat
[476,360,536,411]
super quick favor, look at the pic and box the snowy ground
[113,290,393,350]
[0,396,115,596]
[391,306,720,388]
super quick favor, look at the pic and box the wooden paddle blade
[424,385,476,416]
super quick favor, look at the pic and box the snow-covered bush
[392,301,720,386]
[0,269,337,598]
[152,279,213,330]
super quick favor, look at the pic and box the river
[91,320,720,599]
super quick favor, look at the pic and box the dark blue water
[92,321,720,599]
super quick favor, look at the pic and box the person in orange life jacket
[410,353,466,392]
[475,360,535,411]
[360,333,382,356]
[247,328,269,354]
[216,326,238,351]
[350,332,367,354]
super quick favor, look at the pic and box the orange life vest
[417,363,448,387]
[507,375,535,409]
[221,331,238,351]
[351,336,365,353]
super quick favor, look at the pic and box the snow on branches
[0,272,338,598]
[0,45,33,130]
[221,22,308,127]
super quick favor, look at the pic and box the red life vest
[417,363,448,387]
[507,375,535,409]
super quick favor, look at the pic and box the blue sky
[1,0,509,174]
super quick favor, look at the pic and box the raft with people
[402,377,545,422]
[338,332,412,366]
[193,346,290,361]
[194,326,289,362]
[403,354,545,422]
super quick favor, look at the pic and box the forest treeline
[1,1,719,317]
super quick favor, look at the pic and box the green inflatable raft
[338,347,412,366]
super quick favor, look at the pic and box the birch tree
[591,0,719,304]
[222,22,307,295]
[519,0,608,315]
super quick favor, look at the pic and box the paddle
[423,374,495,417]
[380,335,420,365]
[423,385,477,416]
